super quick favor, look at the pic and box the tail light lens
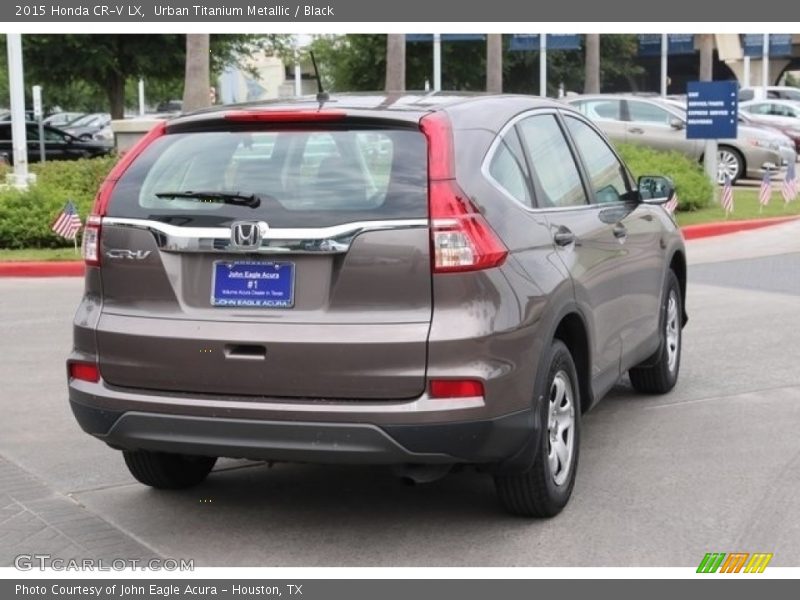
[429,379,485,398]
[68,361,100,383]
[81,215,102,266]
[430,180,508,272]
[420,112,507,273]
[83,120,166,268]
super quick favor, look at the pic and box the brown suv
[67,94,687,517]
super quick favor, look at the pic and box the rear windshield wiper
[154,190,261,208]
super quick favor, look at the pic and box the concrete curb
[1,215,798,277]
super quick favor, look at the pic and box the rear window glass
[108,128,428,228]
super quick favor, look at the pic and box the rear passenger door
[515,111,629,393]
[562,114,665,368]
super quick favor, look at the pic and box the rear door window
[108,128,428,228]
[516,114,588,209]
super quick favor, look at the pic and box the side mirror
[638,175,675,205]
[669,117,685,130]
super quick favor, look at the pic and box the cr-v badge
[105,249,152,260]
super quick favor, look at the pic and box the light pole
[6,33,29,188]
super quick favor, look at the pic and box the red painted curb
[0,261,84,277]
[681,215,800,240]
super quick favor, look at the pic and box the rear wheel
[122,450,216,489]
[629,270,682,394]
[494,340,580,518]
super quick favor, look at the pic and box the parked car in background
[566,94,783,183]
[92,125,114,145]
[67,94,687,518]
[43,111,86,128]
[738,111,799,162]
[0,109,36,122]
[739,86,800,102]
[63,112,111,141]
[739,100,800,152]
[0,121,112,163]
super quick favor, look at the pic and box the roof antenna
[309,51,329,104]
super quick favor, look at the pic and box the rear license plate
[211,261,295,308]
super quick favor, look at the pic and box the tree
[486,34,502,93]
[183,34,211,112]
[584,34,600,93]
[311,34,642,97]
[20,35,287,118]
[385,34,406,91]
[698,34,714,81]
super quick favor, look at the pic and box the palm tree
[385,34,406,91]
[183,34,211,112]
[698,34,714,81]
[583,34,600,93]
[486,34,503,93]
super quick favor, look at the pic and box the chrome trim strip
[101,217,429,254]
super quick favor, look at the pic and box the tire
[629,270,682,394]
[716,146,745,184]
[122,450,216,489]
[494,339,581,518]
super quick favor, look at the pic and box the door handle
[224,344,267,360]
[553,226,576,247]
[612,223,628,239]
[628,127,644,135]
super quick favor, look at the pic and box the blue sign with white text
[509,34,582,51]
[742,34,792,57]
[638,34,696,56]
[686,81,738,140]
[406,34,486,42]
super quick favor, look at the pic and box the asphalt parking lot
[1,221,799,568]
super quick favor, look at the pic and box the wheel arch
[551,311,592,414]
[668,249,688,326]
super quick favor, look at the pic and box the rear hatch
[93,110,432,399]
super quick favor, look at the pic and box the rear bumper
[69,397,535,466]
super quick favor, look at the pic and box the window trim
[559,112,636,206]
[482,107,595,213]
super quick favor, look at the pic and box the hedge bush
[0,156,116,248]
[616,143,713,211]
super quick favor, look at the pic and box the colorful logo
[697,552,773,573]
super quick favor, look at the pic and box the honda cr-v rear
[68,94,687,517]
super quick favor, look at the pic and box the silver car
[566,95,783,183]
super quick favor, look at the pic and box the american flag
[51,200,82,240]
[758,169,772,207]
[664,191,679,214]
[720,174,734,215]
[782,161,797,203]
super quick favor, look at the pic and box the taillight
[81,215,102,267]
[84,120,165,268]
[420,112,508,273]
[224,109,346,122]
[92,120,166,215]
[429,379,485,398]
[68,361,100,383]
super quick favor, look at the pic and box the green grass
[675,188,800,227]
[0,247,82,261]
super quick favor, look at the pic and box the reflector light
[429,379,485,398]
[69,362,100,383]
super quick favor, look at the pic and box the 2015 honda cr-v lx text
[67,94,687,517]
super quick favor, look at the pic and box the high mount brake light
[419,112,508,273]
[224,110,347,122]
